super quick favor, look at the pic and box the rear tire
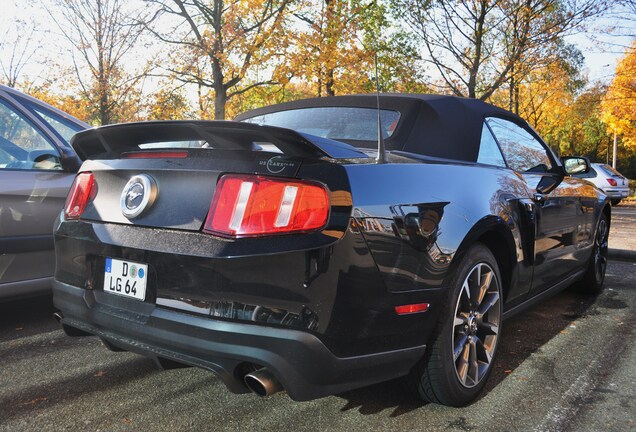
[406,243,502,406]
[578,213,609,294]
[610,199,621,206]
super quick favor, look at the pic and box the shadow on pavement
[334,288,598,416]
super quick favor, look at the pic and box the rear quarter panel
[345,162,532,299]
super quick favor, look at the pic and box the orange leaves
[276,0,378,97]
[602,41,636,149]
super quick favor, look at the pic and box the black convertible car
[52,94,609,406]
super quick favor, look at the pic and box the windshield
[242,107,401,146]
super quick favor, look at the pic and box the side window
[0,99,62,170]
[477,123,506,167]
[487,117,553,173]
[30,105,83,143]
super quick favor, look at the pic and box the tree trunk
[467,0,488,99]
[96,0,110,125]
[509,72,514,112]
[214,86,226,120]
[325,67,335,96]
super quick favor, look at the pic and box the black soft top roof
[235,94,524,162]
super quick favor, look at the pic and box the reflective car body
[0,84,88,299]
[573,162,630,205]
[52,95,610,404]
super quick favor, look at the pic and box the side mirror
[58,145,82,172]
[561,156,590,175]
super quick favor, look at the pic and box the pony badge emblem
[120,175,158,219]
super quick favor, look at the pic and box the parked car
[52,94,609,406]
[573,162,629,205]
[0,84,88,299]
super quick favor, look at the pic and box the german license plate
[103,258,147,301]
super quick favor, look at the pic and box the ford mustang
[52,94,609,406]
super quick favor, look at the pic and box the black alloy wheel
[579,213,609,294]
[407,243,502,406]
[452,262,501,388]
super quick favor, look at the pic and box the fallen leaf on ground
[21,397,48,406]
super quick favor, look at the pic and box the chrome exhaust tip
[53,312,92,337]
[244,368,284,397]
[53,312,63,324]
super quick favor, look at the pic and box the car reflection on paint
[573,162,630,206]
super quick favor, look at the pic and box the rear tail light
[606,178,617,186]
[204,174,330,237]
[64,172,96,220]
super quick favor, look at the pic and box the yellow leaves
[26,86,93,124]
[279,0,377,97]
[602,41,636,149]
[147,88,191,121]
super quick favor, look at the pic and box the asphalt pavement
[608,205,636,260]
[1,205,635,431]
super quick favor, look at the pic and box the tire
[578,213,609,294]
[610,199,621,206]
[406,243,502,406]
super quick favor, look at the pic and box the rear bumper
[602,188,629,199]
[53,280,426,401]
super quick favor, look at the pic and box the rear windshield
[597,164,623,178]
[242,107,401,146]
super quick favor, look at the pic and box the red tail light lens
[606,178,617,186]
[204,174,330,237]
[64,172,95,220]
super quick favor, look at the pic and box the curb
[608,248,636,262]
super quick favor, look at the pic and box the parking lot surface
[1,259,634,432]
[609,206,636,251]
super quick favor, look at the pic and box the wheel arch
[602,202,611,228]
[449,216,517,303]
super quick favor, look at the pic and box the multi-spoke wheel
[578,213,609,294]
[452,262,501,388]
[406,243,502,406]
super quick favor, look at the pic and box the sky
[564,4,635,83]
[1,0,635,94]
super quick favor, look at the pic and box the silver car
[574,162,630,205]
[0,84,88,299]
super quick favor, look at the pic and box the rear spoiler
[71,120,369,160]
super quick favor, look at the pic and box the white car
[575,163,630,205]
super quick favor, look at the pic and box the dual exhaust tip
[243,368,284,397]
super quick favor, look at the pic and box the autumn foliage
[2,0,635,176]
[602,41,636,149]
